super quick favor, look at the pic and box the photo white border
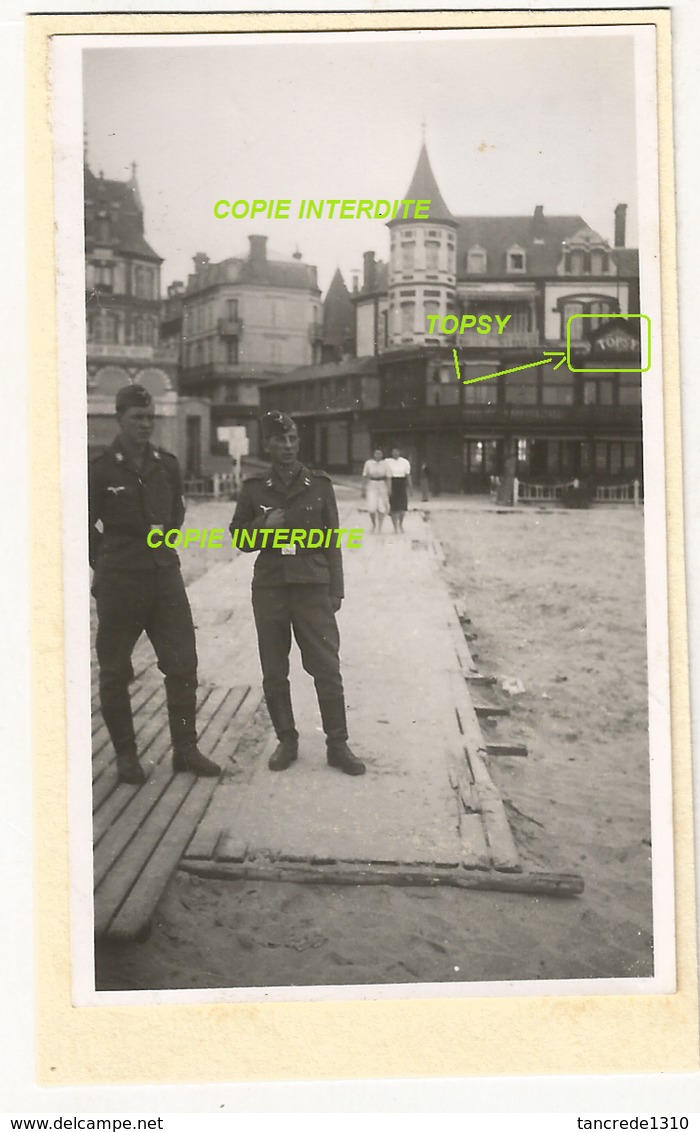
[51,23,676,1008]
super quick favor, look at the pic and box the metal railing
[513,478,642,506]
[184,472,238,499]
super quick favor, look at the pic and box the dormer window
[507,246,526,273]
[466,246,487,274]
[561,229,612,276]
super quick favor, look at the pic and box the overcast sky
[83,29,639,297]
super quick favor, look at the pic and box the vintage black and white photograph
[51,22,674,1005]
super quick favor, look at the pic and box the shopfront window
[619,375,642,405]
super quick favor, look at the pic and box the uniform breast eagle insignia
[107,485,126,495]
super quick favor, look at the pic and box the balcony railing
[218,317,243,336]
[86,343,155,359]
[457,329,540,349]
[373,403,641,430]
[460,403,641,427]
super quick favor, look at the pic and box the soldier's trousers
[252,583,347,743]
[93,567,199,757]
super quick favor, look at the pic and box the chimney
[533,204,545,242]
[614,203,627,248]
[248,235,268,266]
[363,250,376,291]
[351,271,359,294]
[193,252,209,274]
[167,280,184,297]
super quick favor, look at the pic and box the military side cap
[260,410,297,438]
[115,383,154,412]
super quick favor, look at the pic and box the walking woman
[361,447,390,533]
[386,446,412,532]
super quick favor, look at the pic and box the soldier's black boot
[268,733,299,771]
[265,688,299,771]
[100,673,146,784]
[167,673,221,777]
[116,748,146,785]
[319,696,366,776]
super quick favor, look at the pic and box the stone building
[85,163,180,454]
[176,237,323,452]
[274,142,644,492]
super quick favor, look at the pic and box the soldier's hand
[330,595,343,613]
[263,508,287,528]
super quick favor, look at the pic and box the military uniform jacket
[89,437,185,571]
[229,463,344,599]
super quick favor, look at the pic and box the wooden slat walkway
[93,672,263,941]
[92,508,583,940]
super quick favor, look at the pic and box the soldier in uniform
[229,411,365,776]
[89,383,221,785]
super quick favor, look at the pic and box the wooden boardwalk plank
[92,702,171,821]
[93,757,182,886]
[447,747,479,815]
[479,796,522,873]
[92,685,167,778]
[486,743,529,758]
[92,684,229,833]
[91,674,246,938]
[459,812,491,870]
[92,680,161,744]
[185,783,239,860]
[94,775,194,936]
[105,776,221,941]
[447,670,521,871]
[181,858,584,897]
[196,684,249,759]
[185,688,263,860]
[92,685,220,811]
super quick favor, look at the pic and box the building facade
[176,237,323,451]
[282,143,643,493]
[85,163,183,454]
[260,357,379,472]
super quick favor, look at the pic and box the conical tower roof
[388,142,457,227]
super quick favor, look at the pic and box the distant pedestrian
[497,454,517,506]
[362,447,390,534]
[419,461,431,502]
[386,446,412,532]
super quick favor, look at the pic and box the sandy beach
[95,497,653,991]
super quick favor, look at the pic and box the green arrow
[453,350,567,384]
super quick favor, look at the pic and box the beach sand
[95,500,654,991]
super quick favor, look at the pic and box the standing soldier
[229,411,365,776]
[89,383,221,785]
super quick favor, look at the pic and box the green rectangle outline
[566,313,651,373]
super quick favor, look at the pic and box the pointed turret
[388,142,457,228]
[387,140,457,348]
[323,268,356,360]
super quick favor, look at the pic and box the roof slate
[264,355,378,387]
[323,268,355,347]
[390,143,456,226]
[84,165,162,262]
[452,215,639,279]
